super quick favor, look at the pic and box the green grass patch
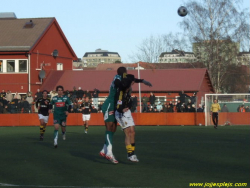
[0,126,249,188]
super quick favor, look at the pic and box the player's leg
[42,115,49,138]
[118,110,138,162]
[84,114,90,133]
[53,119,60,148]
[212,113,217,128]
[38,114,45,140]
[104,122,118,163]
[215,113,218,128]
[82,114,86,133]
[105,122,115,155]
[61,119,66,140]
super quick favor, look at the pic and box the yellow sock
[43,126,46,134]
[126,145,133,155]
[131,145,135,152]
[40,125,44,135]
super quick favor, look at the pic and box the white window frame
[0,59,28,73]
[57,63,63,70]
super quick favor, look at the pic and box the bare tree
[180,0,250,92]
[129,33,191,63]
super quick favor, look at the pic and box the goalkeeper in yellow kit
[210,99,221,129]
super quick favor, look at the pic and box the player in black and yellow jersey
[115,73,152,162]
[36,90,52,141]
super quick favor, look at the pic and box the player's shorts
[38,114,49,123]
[115,109,135,130]
[53,115,67,126]
[82,114,91,121]
[102,99,116,122]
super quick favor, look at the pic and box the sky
[2,0,250,63]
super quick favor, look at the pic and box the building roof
[83,52,120,57]
[96,62,206,70]
[159,49,194,57]
[40,69,214,93]
[0,16,77,59]
[0,17,54,51]
[96,63,137,70]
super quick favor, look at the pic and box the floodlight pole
[138,62,142,113]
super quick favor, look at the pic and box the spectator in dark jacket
[76,87,84,99]
[130,95,138,112]
[0,102,3,113]
[0,90,6,98]
[92,88,100,108]
[22,97,30,113]
[149,92,156,108]
[91,105,98,113]
[166,104,174,113]
[197,104,204,112]
[190,93,196,104]
[71,86,77,101]
[35,89,43,99]
[1,97,8,108]
[176,100,182,112]
[190,104,196,112]
[84,90,92,99]
[186,99,193,109]
[142,94,148,112]
[221,104,229,112]
[71,101,79,113]
[179,90,190,104]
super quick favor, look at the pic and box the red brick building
[0,15,77,95]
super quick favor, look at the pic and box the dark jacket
[176,102,182,112]
[84,91,92,99]
[179,92,190,104]
[197,107,204,112]
[149,94,156,106]
[92,89,100,98]
[142,96,148,104]
[76,90,84,99]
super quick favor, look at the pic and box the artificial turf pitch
[0,125,249,188]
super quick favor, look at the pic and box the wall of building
[30,22,76,94]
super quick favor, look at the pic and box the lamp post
[138,62,142,113]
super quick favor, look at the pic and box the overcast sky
[3,0,250,62]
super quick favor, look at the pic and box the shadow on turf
[70,150,135,165]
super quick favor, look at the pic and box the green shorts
[53,115,67,126]
[102,99,116,123]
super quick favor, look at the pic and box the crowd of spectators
[1,89,249,114]
[140,92,201,113]
[0,87,101,114]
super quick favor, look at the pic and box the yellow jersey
[210,103,221,112]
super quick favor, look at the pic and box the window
[19,60,27,72]
[57,63,63,70]
[7,60,15,72]
[0,60,2,72]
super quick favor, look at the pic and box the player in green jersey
[50,85,72,148]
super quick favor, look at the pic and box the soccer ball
[178,6,188,17]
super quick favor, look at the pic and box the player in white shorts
[80,97,92,134]
[36,90,52,141]
[115,74,152,162]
